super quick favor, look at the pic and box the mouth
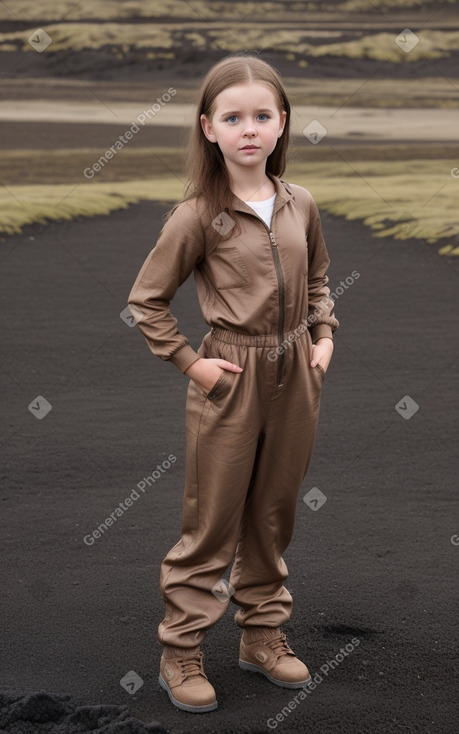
[240,145,260,150]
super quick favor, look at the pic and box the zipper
[239,203,287,387]
[269,230,285,387]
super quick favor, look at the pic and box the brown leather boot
[239,627,311,688]
[158,645,217,713]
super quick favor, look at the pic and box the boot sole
[239,660,312,689]
[158,675,218,713]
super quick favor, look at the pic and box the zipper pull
[269,231,277,246]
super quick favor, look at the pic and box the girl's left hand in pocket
[310,337,334,374]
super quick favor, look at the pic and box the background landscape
[1,0,458,250]
[1,3,458,734]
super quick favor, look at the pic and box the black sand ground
[1,201,458,734]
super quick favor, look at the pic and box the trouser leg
[230,331,324,629]
[157,335,261,649]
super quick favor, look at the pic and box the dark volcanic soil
[1,200,458,733]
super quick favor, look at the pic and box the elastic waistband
[210,324,308,347]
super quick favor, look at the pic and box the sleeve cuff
[310,324,334,342]
[169,344,201,374]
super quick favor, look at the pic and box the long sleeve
[127,200,205,373]
[307,196,339,341]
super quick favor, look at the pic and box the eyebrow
[219,108,274,119]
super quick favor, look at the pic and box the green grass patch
[2,23,459,64]
[209,28,459,63]
[305,29,459,63]
[0,0,332,22]
[0,0,220,21]
[1,0,454,22]
[0,23,174,52]
[337,0,454,10]
[0,180,182,236]
[1,159,457,251]
[289,159,459,244]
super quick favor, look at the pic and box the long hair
[167,53,291,230]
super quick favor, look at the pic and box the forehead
[213,82,279,111]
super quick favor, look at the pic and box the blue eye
[227,115,238,123]
[257,114,270,121]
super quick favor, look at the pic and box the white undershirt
[244,193,276,229]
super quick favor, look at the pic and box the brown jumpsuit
[128,174,339,649]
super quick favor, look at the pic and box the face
[200,82,287,173]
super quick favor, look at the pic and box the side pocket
[305,328,325,383]
[314,363,325,382]
[205,340,248,408]
[205,369,227,401]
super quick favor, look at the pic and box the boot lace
[265,632,295,660]
[178,651,207,680]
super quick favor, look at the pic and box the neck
[226,162,274,201]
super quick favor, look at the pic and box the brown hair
[167,53,290,229]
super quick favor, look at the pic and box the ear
[200,114,217,143]
[278,110,287,137]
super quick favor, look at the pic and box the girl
[128,53,339,714]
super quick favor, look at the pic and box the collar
[231,174,293,217]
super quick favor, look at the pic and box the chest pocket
[211,247,250,289]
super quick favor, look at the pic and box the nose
[243,118,256,137]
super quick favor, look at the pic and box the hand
[310,337,334,374]
[184,358,243,394]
